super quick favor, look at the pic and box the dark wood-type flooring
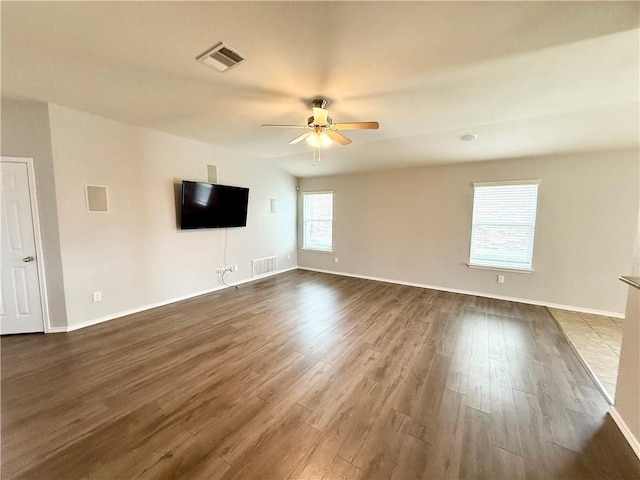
[2,270,639,479]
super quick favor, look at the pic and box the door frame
[1,156,50,333]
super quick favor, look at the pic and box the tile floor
[548,308,623,399]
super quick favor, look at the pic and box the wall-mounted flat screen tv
[180,181,249,229]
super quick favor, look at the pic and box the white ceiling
[2,1,638,178]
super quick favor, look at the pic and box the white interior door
[1,159,45,334]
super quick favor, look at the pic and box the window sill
[467,263,533,274]
[300,248,334,254]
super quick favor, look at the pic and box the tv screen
[180,181,249,229]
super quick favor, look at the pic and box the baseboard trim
[609,407,640,460]
[66,287,224,332]
[46,326,68,334]
[62,267,298,333]
[296,267,624,318]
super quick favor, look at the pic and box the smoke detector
[197,42,245,72]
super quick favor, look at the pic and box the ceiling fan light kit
[262,98,379,165]
[306,130,333,148]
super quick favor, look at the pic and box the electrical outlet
[92,291,102,302]
[233,265,238,272]
[497,275,505,284]
[334,257,339,263]
[287,254,291,260]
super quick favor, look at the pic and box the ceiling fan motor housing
[312,99,328,109]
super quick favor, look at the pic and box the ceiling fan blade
[333,121,379,130]
[288,131,312,144]
[261,124,308,129]
[326,130,352,145]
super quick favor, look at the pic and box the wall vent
[197,42,245,72]
[252,256,278,278]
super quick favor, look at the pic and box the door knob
[23,256,34,263]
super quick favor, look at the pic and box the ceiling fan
[262,99,379,149]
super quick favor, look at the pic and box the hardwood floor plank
[340,381,411,466]
[191,394,269,446]
[537,390,584,453]
[409,352,454,442]
[506,347,536,394]
[390,433,431,479]
[297,347,382,433]
[422,388,467,479]
[545,442,610,480]
[291,377,380,479]
[491,445,526,480]
[154,364,263,432]
[353,407,409,478]
[467,340,492,413]
[388,341,437,417]
[135,435,230,480]
[2,270,638,480]
[445,332,473,395]
[11,402,194,479]
[487,315,509,362]
[489,357,522,455]
[321,455,360,480]
[254,356,328,404]
[513,389,557,480]
[219,404,321,480]
[459,406,493,479]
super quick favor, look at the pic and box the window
[469,180,539,271]
[303,192,333,251]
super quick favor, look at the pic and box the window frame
[301,190,334,252]
[467,179,540,272]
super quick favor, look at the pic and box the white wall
[1,99,68,328]
[298,150,639,314]
[48,104,297,328]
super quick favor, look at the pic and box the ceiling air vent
[197,42,245,72]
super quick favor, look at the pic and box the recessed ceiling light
[460,133,478,141]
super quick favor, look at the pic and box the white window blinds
[469,181,539,271]
[303,192,333,251]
